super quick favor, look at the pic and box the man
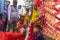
[2,1,10,32]
[8,0,18,32]
[18,5,23,18]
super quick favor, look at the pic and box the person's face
[34,5,37,10]
[18,5,22,9]
[26,10,29,13]
[13,2,17,7]
[6,1,10,6]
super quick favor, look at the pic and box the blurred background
[6,0,33,13]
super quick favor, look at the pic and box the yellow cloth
[24,13,29,22]
[30,8,39,23]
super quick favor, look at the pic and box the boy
[33,25,45,40]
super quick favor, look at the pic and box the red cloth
[0,32,25,40]
[0,32,7,40]
[6,32,25,40]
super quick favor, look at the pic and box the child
[24,9,30,26]
[33,25,45,40]
[18,5,23,19]
[16,16,25,33]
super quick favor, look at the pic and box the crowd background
[0,0,46,40]
[0,0,58,40]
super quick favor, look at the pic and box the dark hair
[6,1,10,3]
[18,5,22,7]
[13,0,17,3]
[26,8,29,11]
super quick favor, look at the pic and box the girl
[16,16,25,33]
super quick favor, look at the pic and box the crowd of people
[0,0,46,40]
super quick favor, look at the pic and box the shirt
[8,5,18,21]
[18,8,23,18]
[18,8,23,15]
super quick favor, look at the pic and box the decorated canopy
[34,0,60,40]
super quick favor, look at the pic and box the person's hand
[20,28,25,34]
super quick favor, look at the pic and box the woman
[33,25,45,40]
